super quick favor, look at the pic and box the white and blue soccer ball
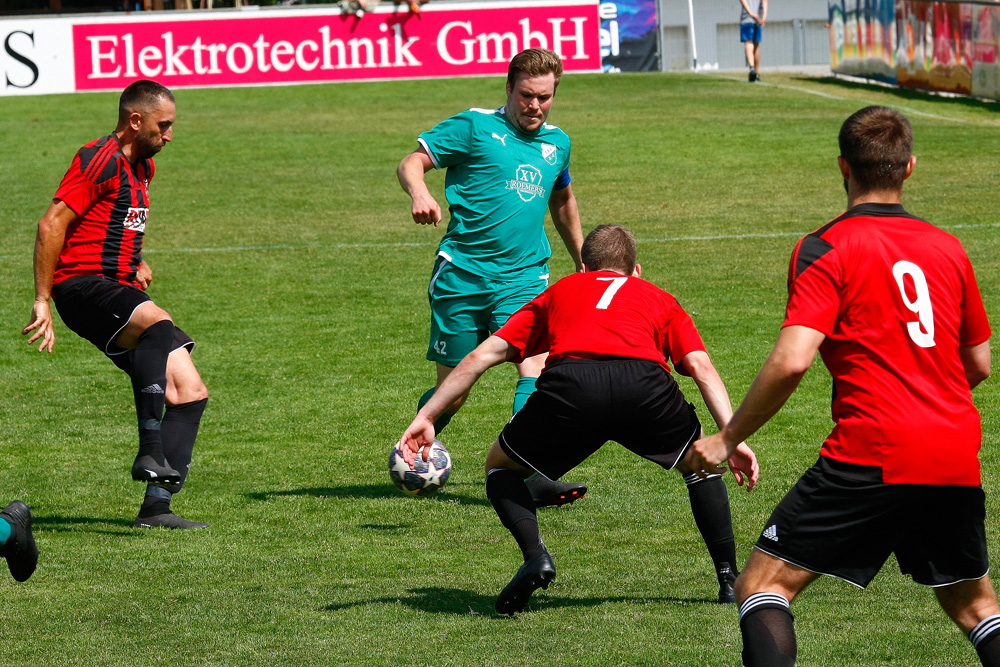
[389,440,452,497]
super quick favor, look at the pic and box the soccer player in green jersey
[398,51,753,602]
[397,48,587,508]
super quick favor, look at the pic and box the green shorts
[426,253,549,366]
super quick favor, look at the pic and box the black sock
[740,593,797,666]
[130,321,175,459]
[683,472,738,576]
[486,468,544,561]
[138,497,171,518]
[971,615,1000,666]
[148,398,207,493]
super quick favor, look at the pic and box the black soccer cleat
[134,511,208,530]
[526,477,587,509]
[717,563,738,604]
[131,453,182,486]
[496,551,556,615]
[0,500,39,582]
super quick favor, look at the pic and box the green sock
[513,377,537,414]
[0,517,11,545]
[418,386,454,435]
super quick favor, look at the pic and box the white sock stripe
[683,472,722,485]
[739,592,790,621]
[970,614,1000,647]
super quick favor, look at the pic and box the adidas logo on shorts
[762,525,779,542]
[141,383,165,394]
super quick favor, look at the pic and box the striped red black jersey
[52,134,155,287]
[784,203,991,486]
[496,270,707,375]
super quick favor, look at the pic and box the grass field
[1,71,998,666]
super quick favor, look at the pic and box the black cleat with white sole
[496,551,556,615]
[131,453,182,485]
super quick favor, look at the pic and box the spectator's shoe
[526,476,587,508]
[496,551,556,615]
[134,511,208,530]
[131,452,181,486]
[0,501,39,582]
[717,563,738,604]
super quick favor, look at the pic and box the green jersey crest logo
[541,143,557,165]
[506,164,545,202]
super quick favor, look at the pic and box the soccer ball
[389,440,452,497]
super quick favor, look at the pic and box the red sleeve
[782,236,841,336]
[495,297,550,363]
[53,153,103,216]
[960,255,991,346]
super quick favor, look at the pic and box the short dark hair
[582,224,637,274]
[507,48,563,90]
[118,80,174,125]
[838,106,912,193]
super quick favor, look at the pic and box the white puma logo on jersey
[491,132,507,146]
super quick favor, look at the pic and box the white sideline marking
[712,73,991,125]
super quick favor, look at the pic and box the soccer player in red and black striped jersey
[22,80,210,530]
[399,224,759,615]
[688,106,1000,667]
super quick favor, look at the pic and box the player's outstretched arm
[687,325,825,476]
[399,335,516,464]
[681,350,758,489]
[22,200,77,353]
[548,185,583,272]
[397,147,442,226]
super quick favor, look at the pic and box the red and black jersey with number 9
[52,134,154,289]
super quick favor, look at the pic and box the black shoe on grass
[496,551,556,615]
[526,476,587,508]
[1,500,39,582]
[717,563,738,604]
[131,452,181,485]
[134,511,208,530]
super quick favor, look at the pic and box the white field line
[711,73,997,126]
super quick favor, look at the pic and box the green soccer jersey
[418,106,572,281]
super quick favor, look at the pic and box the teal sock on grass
[0,517,11,545]
[418,386,454,435]
[513,377,537,414]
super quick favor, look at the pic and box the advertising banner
[1,0,601,97]
[598,0,658,72]
[828,0,997,100]
[896,0,972,95]
[829,0,896,82]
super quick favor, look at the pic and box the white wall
[658,0,830,71]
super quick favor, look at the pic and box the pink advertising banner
[70,1,601,91]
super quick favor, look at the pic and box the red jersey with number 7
[784,203,991,486]
[495,270,707,375]
[52,134,154,288]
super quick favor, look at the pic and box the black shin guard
[486,469,544,561]
[740,593,797,667]
[149,398,207,493]
[684,473,738,575]
[130,321,175,459]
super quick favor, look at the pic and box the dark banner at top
[599,0,659,72]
